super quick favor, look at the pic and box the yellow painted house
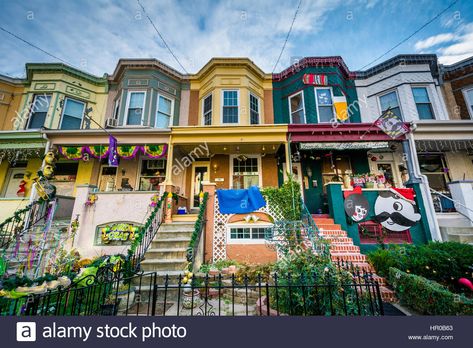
[0,64,108,221]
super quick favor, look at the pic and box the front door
[2,168,25,197]
[191,162,210,208]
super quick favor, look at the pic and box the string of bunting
[58,144,168,160]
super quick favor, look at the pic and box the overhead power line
[359,0,460,70]
[136,0,189,74]
[0,25,77,68]
[272,0,303,73]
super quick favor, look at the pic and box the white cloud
[0,0,342,76]
[437,23,473,65]
[414,33,455,51]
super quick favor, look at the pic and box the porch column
[164,140,174,186]
[202,182,216,263]
[284,141,292,176]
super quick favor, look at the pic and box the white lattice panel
[212,194,282,262]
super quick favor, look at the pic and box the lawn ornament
[458,278,473,291]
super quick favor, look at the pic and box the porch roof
[412,120,473,141]
[171,125,288,145]
[288,123,405,142]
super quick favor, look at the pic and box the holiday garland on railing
[58,144,167,160]
[186,192,209,270]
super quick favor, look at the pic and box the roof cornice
[25,63,107,86]
[190,57,270,81]
[109,58,185,82]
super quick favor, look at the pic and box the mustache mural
[373,211,418,227]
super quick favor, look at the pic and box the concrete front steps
[140,217,197,273]
[313,215,397,303]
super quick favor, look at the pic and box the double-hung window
[60,98,85,130]
[463,88,473,118]
[232,156,260,189]
[412,87,434,119]
[379,91,402,119]
[156,95,173,128]
[203,94,212,125]
[249,93,260,125]
[126,91,145,126]
[289,92,305,124]
[316,88,334,123]
[222,90,239,123]
[27,94,51,129]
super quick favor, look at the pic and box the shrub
[388,268,473,315]
[261,176,301,220]
[268,248,378,315]
[368,242,473,292]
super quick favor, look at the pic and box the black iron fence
[0,266,384,316]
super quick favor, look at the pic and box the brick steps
[314,218,397,303]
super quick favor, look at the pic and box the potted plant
[352,174,365,188]
[101,294,121,315]
[182,285,201,309]
[364,174,377,189]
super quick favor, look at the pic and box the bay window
[222,90,239,124]
[27,94,51,129]
[289,91,305,124]
[60,98,85,130]
[203,94,212,125]
[316,88,334,123]
[126,91,145,126]
[412,87,434,119]
[250,93,260,124]
[156,94,173,128]
[379,91,402,119]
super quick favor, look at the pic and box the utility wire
[272,0,303,73]
[136,0,189,74]
[358,0,460,70]
[0,25,77,68]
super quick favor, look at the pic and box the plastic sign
[302,74,328,86]
[99,223,140,245]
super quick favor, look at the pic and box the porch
[412,120,473,243]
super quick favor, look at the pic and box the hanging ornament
[86,145,109,159]
[143,144,167,159]
[117,145,141,159]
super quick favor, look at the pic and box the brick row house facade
[0,54,472,270]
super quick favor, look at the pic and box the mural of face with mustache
[374,191,421,232]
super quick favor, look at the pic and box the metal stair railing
[0,199,52,251]
[429,188,473,223]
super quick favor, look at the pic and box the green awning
[0,142,45,150]
[300,142,390,151]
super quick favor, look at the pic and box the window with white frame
[232,156,260,189]
[203,94,212,125]
[27,94,51,129]
[60,98,85,130]
[156,95,173,128]
[289,91,305,124]
[126,91,145,125]
[249,93,260,125]
[222,90,239,123]
[113,98,120,120]
[464,88,473,118]
[379,90,402,119]
[228,225,273,243]
[412,87,434,119]
[316,88,334,123]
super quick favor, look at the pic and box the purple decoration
[108,136,119,166]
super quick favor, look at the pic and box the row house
[1,54,472,271]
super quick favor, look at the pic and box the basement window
[227,224,273,244]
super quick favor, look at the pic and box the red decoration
[343,186,362,198]
[302,74,327,86]
[458,278,473,291]
[17,180,26,197]
[391,188,415,203]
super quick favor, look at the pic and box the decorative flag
[374,109,410,139]
[108,135,119,166]
[302,74,327,86]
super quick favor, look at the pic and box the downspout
[403,124,442,241]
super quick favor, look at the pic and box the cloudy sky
[0,0,472,77]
